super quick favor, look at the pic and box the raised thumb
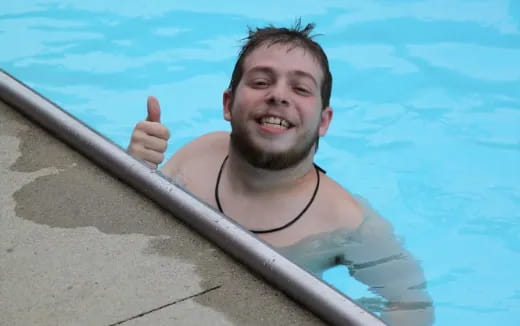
[146,96,161,123]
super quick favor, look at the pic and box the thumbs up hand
[128,96,171,167]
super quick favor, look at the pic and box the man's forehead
[243,42,324,81]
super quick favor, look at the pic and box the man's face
[223,43,333,170]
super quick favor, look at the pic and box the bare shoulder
[161,131,229,178]
[180,130,229,152]
[317,173,364,231]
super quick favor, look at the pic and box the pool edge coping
[0,69,387,326]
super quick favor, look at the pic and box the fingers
[129,123,169,150]
[147,96,161,123]
[129,146,165,166]
[128,130,167,165]
[141,132,168,152]
[135,121,170,140]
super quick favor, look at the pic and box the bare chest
[177,164,362,247]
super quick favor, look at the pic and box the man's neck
[225,146,316,195]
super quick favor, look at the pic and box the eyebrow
[246,66,319,87]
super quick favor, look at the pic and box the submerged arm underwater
[278,196,434,326]
[342,197,434,326]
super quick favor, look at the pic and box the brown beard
[229,118,319,170]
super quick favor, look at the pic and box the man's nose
[266,84,289,106]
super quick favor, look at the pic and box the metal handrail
[0,69,387,326]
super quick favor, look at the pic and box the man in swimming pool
[128,22,433,326]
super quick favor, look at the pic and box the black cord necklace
[214,155,320,234]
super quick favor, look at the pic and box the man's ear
[319,106,333,137]
[223,89,233,121]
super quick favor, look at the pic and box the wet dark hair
[228,20,332,110]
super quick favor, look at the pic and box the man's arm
[341,197,435,326]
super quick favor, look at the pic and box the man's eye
[252,80,269,87]
[295,86,311,94]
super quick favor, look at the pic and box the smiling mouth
[256,116,293,130]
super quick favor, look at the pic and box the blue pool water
[2,1,519,325]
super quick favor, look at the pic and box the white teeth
[260,116,290,128]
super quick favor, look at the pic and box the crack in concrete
[108,285,222,326]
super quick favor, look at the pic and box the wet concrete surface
[0,101,324,326]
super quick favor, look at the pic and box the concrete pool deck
[0,101,325,325]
